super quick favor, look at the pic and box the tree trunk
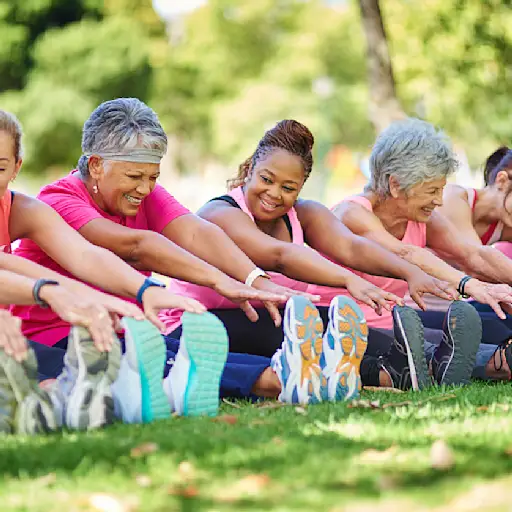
[358,0,405,133]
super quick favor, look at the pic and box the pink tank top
[159,186,309,334]
[307,196,427,330]
[0,190,12,255]
[467,188,503,245]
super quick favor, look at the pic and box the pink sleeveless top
[467,188,503,245]
[159,186,309,334]
[0,190,12,255]
[306,196,427,330]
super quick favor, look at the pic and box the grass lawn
[2,382,512,512]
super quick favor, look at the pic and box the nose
[267,183,282,200]
[432,191,443,207]
[135,179,151,197]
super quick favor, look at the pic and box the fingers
[264,301,282,327]
[410,292,427,311]
[486,296,506,320]
[239,301,259,322]
[0,315,28,362]
[432,281,456,301]
[384,292,404,307]
[181,298,207,314]
[145,310,166,333]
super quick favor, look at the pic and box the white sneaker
[164,311,228,416]
[51,327,121,430]
[321,296,368,401]
[271,296,326,405]
[111,319,169,424]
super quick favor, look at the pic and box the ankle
[251,368,281,398]
[379,369,392,387]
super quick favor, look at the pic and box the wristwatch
[136,276,166,304]
[33,279,60,308]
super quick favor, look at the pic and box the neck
[76,172,108,213]
[366,191,409,234]
[473,187,502,224]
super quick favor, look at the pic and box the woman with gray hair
[331,117,512,384]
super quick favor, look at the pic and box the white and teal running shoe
[0,346,56,435]
[111,319,169,424]
[271,296,326,405]
[321,296,368,401]
[52,327,121,430]
[164,311,228,417]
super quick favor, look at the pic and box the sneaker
[111,319,169,424]
[164,312,228,417]
[0,347,56,434]
[52,327,121,430]
[431,301,481,386]
[382,306,431,390]
[322,296,368,401]
[271,296,325,405]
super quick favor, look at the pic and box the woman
[161,119,474,393]
[12,98,365,409]
[333,118,512,382]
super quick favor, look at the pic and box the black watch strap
[33,279,59,308]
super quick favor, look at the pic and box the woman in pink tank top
[332,119,512,383]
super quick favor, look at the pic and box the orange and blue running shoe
[321,296,368,401]
[271,296,326,405]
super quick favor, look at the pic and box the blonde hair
[0,110,23,161]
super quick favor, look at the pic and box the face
[0,131,21,193]
[244,149,306,222]
[491,170,512,227]
[390,176,447,223]
[89,157,160,216]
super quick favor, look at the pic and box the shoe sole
[327,296,368,401]
[122,319,170,423]
[439,301,482,386]
[66,328,121,430]
[283,296,325,404]
[180,312,228,416]
[392,306,431,391]
[0,347,56,434]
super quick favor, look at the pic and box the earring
[92,183,99,194]
[244,176,249,183]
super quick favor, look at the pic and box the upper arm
[196,201,288,270]
[333,201,411,256]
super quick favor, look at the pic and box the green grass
[2,382,512,511]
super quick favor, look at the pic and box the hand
[0,311,27,362]
[213,276,287,323]
[141,286,206,331]
[79,287,146,322]
[406,271,458,311]
[465,280,512,319]
[252,277,321,327]
[345,274,404,315]
[41,286,117,352]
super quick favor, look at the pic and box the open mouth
[124,194,143,206]
[260,197,280,212]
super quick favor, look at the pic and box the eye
[283,186,296,193]
[150,176,158,182]
[261,176,272,184]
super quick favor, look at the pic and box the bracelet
[457,275,473,298]
[245,268,270,287]
[33,279,59,308]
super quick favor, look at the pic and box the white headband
[84,148,163,164]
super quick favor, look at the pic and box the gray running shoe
[52,327,121,430]
[431,301,481,386]
[0,347,57,435]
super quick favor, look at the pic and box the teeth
[124,194,142,205]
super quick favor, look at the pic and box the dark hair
[0,110,23,161]
[227,119,314,190]
[484,146,510,185]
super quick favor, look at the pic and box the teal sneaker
[112,319,170,424]
[271,296,326,405]
[0,347,56,435]
[164,312,228,417]
[321,296,368,401]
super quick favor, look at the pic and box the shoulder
[38,172,89,206]
[443,184,469,202]
[197,197,240,219]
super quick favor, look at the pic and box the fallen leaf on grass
[358,446,397,464]
[167,485,200,498]
[347,399,381,409]
[363,386,404,394]
[430,440,455,470]
[130,442,159,458]
[222,398,242,409]
[215,474,270,503]
[250,419,269,426]
[34,472,57,487]
[213,414,238,425]
[135,475,152,488]
[476,405,489,412]
[295,406,307,415]
[255,401,287,409]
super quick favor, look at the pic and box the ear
[388,175,401,198]
[11,159,22,181]
[494,170,510,191]
[87,155,105,181]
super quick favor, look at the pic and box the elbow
[264,244,288,273]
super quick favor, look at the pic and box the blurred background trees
[0,0,510,200]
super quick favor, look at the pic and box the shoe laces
[494,339,512,374]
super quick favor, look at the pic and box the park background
[1,0,510,211]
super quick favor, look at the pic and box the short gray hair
[366,118,458,197]
[78,98,167,175]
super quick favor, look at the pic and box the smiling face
[88,157,160,216]
[0,131,22,194]
[489,169,512,228]
[390,176,447,223]
[244,148,306,221]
